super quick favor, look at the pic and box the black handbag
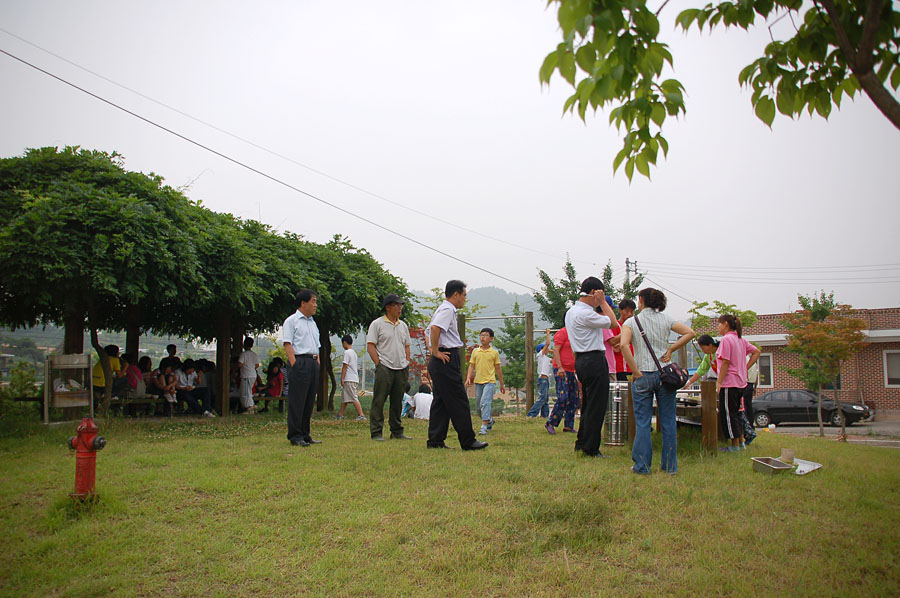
[634,314,691,390]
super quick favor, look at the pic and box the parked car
[752,389,870,428]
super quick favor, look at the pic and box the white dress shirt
[564,300,612,353]
[426,300,462,348]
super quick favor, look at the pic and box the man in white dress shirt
[282,289,322,447]
[425,280,487,451]
[564,276,619,457]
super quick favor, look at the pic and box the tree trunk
[87,307,114,417]
[816,383,824,438]
[833,372,847,441]
[317,326,331,411]
[124,303,141,356]
[63,309,85,354]
[215,311,232,417]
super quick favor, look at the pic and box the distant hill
[411,286,552,330]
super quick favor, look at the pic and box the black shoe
[427,443,453,449]
[390,433,412,440]
[372,435,385,442]
[305,438,322,444]
[290,438,310,447]
[583,452,605,458]
[462,440,489,451]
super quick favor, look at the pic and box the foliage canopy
[542,0,900,180]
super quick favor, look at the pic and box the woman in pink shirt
[716,315,761,452]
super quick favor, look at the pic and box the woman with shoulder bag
[619,288,695,475]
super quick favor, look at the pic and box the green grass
[1,413,898,597]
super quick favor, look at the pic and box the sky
[1,0,898,320]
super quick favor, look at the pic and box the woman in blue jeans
[618,288,695,474]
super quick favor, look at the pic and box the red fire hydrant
[67,418,106,501]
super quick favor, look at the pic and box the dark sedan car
[752,389,871,428]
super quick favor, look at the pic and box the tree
[688,300,759,334]
[541,1,900,180]
[783,292,867,439]
[535,258,644,326]
[533,258,580,328]
[493,301,528,400]
[0,148,210,413]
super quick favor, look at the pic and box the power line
[0,27,601,269]
[638,259,900,273]
[0,47,539,292]
[642,271,900,285]
[641,276,698,305]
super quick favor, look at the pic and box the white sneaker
[203,410,216,418]
[355,415,367,421]
[479,425,488,435]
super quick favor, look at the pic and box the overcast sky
[2,0,898,319]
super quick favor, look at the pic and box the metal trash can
[604,382,628,446]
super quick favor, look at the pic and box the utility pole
[625,258,631,289]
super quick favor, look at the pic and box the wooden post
[215,311,231,417]
[626,382,635,446]
[525,311,534,410]
[700,380,718,454]
[457,313,466,383]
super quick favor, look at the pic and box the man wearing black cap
[366,293,412,441]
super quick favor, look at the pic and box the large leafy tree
[782,292,866,438]
[0,148,207,412]
[542,1,900,180]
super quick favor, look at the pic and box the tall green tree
[493,301,528,397]
[541,1,900,180]
[534,258,580,328]
[783,292,867,438]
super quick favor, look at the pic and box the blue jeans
[527,377,550,417]
[631,371,678,474]
[474,382,495,421]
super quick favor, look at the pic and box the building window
[758,353,773,388]
[885,351,900,388]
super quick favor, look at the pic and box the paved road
[770,419,900,446]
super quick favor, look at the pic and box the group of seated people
[92,344,216,417]
[93,343,438,420]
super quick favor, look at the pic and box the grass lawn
[1,412,898,597]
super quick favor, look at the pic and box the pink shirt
[603,328,617,374]
[716,332,754,388]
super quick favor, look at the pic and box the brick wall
[743,307,900,336]
[757,341,900,412]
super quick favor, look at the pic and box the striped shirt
[623,308,676,372]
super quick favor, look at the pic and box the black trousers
[719,387,744,440]
[742,382,755,422]
[176,387,212,414]
[287,357,319,442]
[427,350,476,449]
[574,351,609,456]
